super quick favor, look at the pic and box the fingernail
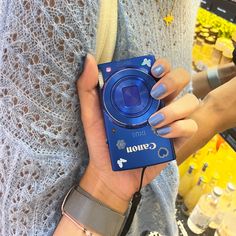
[148,113,165,126]
[76,54,88,79]
[152,65,164,77]
[81,53,88,69]
[156,126,172,135]
[150,83,167,98]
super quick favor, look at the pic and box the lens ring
[103,68,160,128]
[111,76,151,117]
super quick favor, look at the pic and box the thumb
[77,54,99,91]
[76,54,102,126]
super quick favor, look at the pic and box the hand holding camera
[76,54,199,213]
[98,55,177,171]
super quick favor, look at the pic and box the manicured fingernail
[152,65,164,77]
[156,126,172,135]
[148,113,165,126]
[150,83,167,98]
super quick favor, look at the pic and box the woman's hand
[204,77,236,133]
[76,54,199,213]
[177,77,236,163]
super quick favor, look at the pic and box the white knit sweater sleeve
[0,1,99,235]
[0,0,201,235]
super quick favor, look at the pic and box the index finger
[151,58,171,79]
[150,68,190,102]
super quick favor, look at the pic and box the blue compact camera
[98,55,175,171]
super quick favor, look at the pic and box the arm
[54,55,199,235]
[192,62,236,99]
[54,168,128,236]
[177,77,236,164]
[0,1,101,235]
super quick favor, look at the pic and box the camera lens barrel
[103,68,160,128]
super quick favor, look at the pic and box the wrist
[192,71,212,99]
[200,92,221,133]
[79,166,130,214]
[218,62,236,84]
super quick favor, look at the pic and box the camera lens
[112,76,150,117]
[122,85,141,107]
[103,68,159,128]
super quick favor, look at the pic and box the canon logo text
[126,143,156,153]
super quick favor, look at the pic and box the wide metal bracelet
[61,186,126,236]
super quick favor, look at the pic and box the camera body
[98,55,175,171]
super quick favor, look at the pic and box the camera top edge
[98,54,156,79]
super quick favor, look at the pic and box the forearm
[79,166,129,214]
[218,62,236,84]
[192,62,236,99]
[176,100,216,165]
[53,166,129,236]
[177,77,236,164]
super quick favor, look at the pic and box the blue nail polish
[150,83,166,98]
[152,65,164,77]
[156,126,171,135]
[148,113,165,126]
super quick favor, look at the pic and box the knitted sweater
[0,1,200,235]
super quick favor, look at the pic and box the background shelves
[201,0,236,23]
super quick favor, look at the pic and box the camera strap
[119,167,146,236]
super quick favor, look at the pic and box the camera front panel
[98,55,175,171]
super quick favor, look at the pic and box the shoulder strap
[95,0,118,64]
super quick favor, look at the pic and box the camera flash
[106,67,112,73]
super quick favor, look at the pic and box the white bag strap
[95,0,118,64]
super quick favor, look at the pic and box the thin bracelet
[61,187,93,236]
[207,67,221,89]
[63,212,93,236]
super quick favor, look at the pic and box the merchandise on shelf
[177,164,197,203]
[187,187,223,234]
[192,8,236,70]
[178,134,236,234]
[214,209,236,236]
[209,183,235,229]
[181,176,207,216]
